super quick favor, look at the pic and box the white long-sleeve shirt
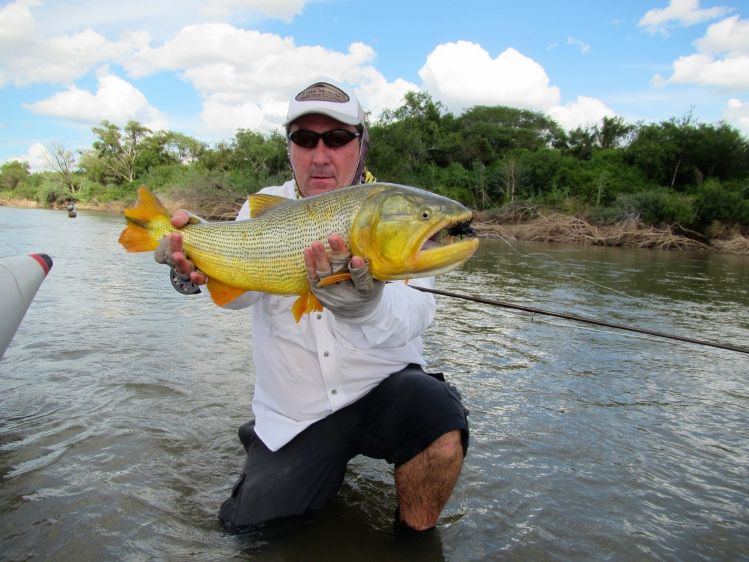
[222,180,436,451]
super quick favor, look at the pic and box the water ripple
[0,211,747,561]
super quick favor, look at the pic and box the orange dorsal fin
[291,289,323,322]
[205,277,248,307]
[248,193,287,218]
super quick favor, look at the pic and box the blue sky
[1,0,747,171]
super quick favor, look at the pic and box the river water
[1,207,747,561]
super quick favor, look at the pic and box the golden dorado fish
[119,183,479,321]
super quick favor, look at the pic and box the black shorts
[219,364,469,533]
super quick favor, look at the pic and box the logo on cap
[295,82,350,104]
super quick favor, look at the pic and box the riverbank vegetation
[2,92,748,253]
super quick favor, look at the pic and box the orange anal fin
[316,272,352,287]
[205,277,247,307]
[118,224,159,252]
[291,290,323,322]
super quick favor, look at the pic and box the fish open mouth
[421,219,477,251]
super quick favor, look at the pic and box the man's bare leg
[394,430,464,530]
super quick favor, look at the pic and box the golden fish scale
[174,186,375,295]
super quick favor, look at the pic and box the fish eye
[420,208,431,220]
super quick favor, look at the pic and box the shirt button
[323,351,329,357]
[331,389,338,395]
[316,314,322,319]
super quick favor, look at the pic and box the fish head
[350,184,479,280]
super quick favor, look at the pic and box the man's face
[288,114,361,198]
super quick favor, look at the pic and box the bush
[37,182,69,207]
[587,205,638,225]
[610,189,696,226]
[480,201,539,223]
[78,180,139,203]
[693,179,749,228]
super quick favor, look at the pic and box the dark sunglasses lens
[323,130,357,147]
[289,129,358,148]
[289,130,319,148]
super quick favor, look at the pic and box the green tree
[136,131,207,172]
[370,91,450,181]
[91,120,152,184]
[513,148,584,202]
[0,160,30,190]
[624,115,748,190]
[78,150,109,185]
[564,126,597,160]
[694,179,749,228]
[594,116,634,150]
[690,122,749,183]
[230,131,286,175]
[45,143,79,193]
[625,121,681,187]
[456,105,565,165]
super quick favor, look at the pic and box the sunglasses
[288,129,361,149]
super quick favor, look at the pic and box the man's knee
[426,430,463,463]
[398,430,464,476]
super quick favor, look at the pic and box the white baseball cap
[284,81,366,127]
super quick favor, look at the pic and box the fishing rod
[411,286,749,355]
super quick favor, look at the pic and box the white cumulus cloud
[659,14,749,90]
[3,1,409,142]
[0,0,147,87]
[23,70,168,131]
[200,0,304,20]
[418,41,561,112]
[695,15,749,54]
[548,96,616,131]
[724,98,749,135]
[639,0,731,35]
[667,53,749,89]
[119,23,414,135]
[4,143,52,173]
[416,40,613,130]
[0,0,309,87]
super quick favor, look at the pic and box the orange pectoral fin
[291,289,323,322]
[316,272,352,287]
[205,277,248,307]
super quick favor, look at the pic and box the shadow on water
[1,209,748,561]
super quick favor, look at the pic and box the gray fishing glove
[154,211,206,295]
[309,252,384,320]
[153,236,177,268]
[154,238,202,295]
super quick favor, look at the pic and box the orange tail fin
[118,186,172,252]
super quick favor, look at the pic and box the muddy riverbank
[2,196,747,255]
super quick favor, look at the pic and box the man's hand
[153,211,208,287]
[303,234,384,319]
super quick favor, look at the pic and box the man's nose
[309,140,331,163]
